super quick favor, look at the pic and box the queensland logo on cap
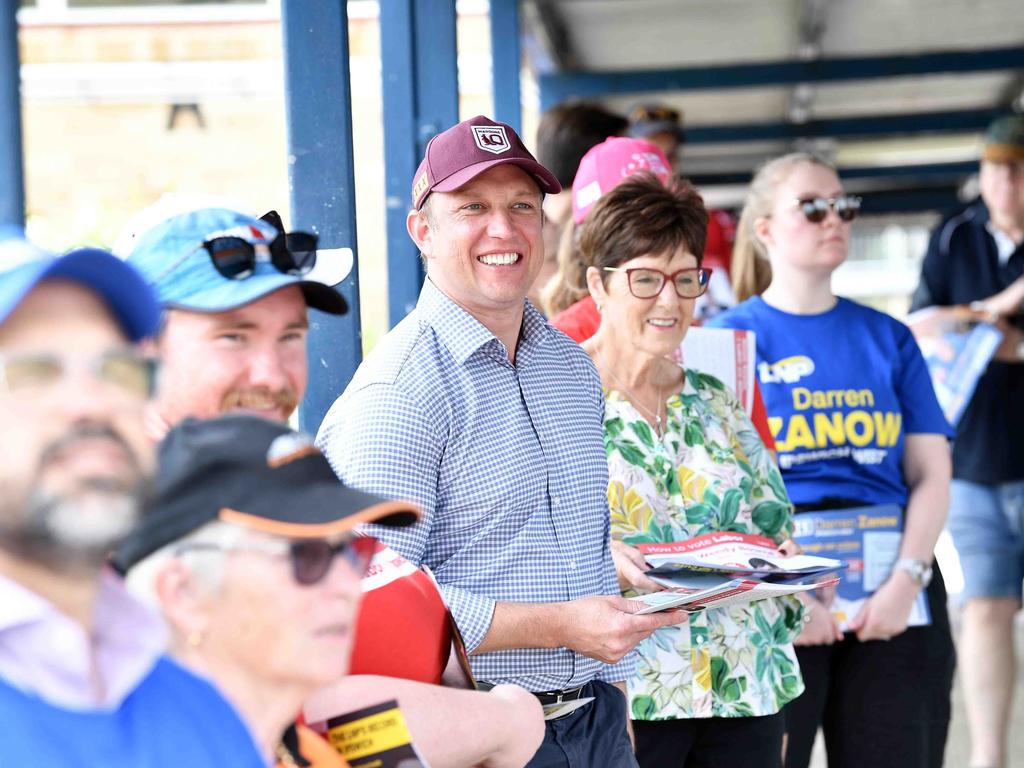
[472,125,511,155]
[266,432,320,468]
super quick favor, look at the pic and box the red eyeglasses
[602,266,712,299]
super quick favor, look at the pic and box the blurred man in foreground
[0,240,266,765]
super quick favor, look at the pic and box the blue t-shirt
[0,656,267,767]
[709,296,952,507]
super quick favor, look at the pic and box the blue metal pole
[380,0,459,329]
[489,0,522,134]
[0,0,25,228]
[281,0,362,434]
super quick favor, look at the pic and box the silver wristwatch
[894,558,933,587]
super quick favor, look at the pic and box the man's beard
[1,423,150,569]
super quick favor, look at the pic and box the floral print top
[606,367,805,720]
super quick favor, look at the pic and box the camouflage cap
[983,115,1024,163]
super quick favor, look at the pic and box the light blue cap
[125,207,346,315]
[0,233,160,341]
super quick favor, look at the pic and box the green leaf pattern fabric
[605,370,805,720]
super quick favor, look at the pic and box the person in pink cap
[318,115,689,768]
[543,136,673,331]
[544,137,777,452]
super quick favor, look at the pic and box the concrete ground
[809,608,1024,768]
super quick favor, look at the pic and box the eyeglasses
[0,349,156,397]
[152,210,318,283]
[602,266,712,299]
[177,534,377,586]
[791,195,862,224]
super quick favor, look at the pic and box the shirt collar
[985,220,1020,266]
[0,568,167,710]
[417,278,551,366]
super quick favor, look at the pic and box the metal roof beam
[684,107,1012,144]
[689,160,977,188]
[539,45,1024,106]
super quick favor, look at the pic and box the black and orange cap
[113,414,419,572]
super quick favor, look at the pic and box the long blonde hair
[541,217,587,316]
[732,152,836,303]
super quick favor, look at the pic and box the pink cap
[571,137,673,224]
[411,115,561,210]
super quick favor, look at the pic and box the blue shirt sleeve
[316,382,501,652]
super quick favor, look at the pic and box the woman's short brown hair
[579,174,708,277]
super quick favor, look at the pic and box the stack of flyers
[627,533,844,614]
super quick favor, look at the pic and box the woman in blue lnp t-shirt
[709,153,955,768]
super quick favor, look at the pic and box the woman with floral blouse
[579,174,804,768]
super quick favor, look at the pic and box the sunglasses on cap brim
[200,210,318,280]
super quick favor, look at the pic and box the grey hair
[124,520,247,611]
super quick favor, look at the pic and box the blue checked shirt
[316,279,634,691]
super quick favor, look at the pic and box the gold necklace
[597,347,666,436]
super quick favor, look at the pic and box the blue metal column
[0,0,25,228]
[281,0,362,433]
[380,0,459,328]
[489,0,521,133]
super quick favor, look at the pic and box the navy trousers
[525,681,639,768]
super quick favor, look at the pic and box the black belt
[477,681,588,706]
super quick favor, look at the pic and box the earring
[186,629,206,649]
[595,303,603,313]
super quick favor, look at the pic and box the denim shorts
[947,478,1024,601]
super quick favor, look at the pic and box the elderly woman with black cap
[117,415,421,767]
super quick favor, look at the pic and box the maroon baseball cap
[411,115,561,210]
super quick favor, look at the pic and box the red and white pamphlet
[629,532,844,614]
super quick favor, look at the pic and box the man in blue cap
[123,206,347,436]
[0,236,267,765]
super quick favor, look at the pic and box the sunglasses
[152,210,318,283]
[603,266,712,299]
[0,349,156,397]
[178,534,377,586]
[791,195,862,224]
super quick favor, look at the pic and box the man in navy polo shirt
[911,115,1024,768]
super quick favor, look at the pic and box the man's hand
[558,595,688,664]
[611,540,663,592]
[793,597,843,646]
[847,571,919,642]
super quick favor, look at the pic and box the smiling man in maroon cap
[318,115,687,768]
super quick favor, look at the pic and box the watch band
[894,558,933,587]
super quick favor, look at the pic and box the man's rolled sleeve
[316,381,443,566]
[437,584,497,653]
